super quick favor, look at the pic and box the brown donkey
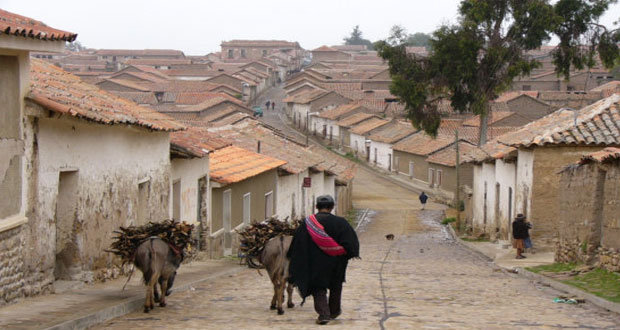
[134,237,183,312]
[259,235,295,315]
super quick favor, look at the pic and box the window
[265,191,274,219]
[228,49,234,59]
[243,193,251,225]
[241,49,247,58]
[429,168,435,187]
[55,170,79,280]
[522,85,531,91]
[172,180,181,221]
[436,170,442,187]
[567,85,575,91]
[409,161,414,178]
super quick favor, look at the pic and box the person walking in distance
[287,195,359,325]
[512,214,529,259]
[265,100,271,110]
[419,191,428,210]
[271,101,275,110]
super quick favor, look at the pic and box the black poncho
[287,212,359,299]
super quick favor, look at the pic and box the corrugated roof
[367,120,417,144]
[496,94,620,147]
[170,127,231,158]
[0,9,77,41]
[350,117,390,135]
[210,146,286,184]
[336,112,376,128]
[28,59,183,132]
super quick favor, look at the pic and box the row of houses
[0,9,355,306]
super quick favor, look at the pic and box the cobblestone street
[94,166,620,329]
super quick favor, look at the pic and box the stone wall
[0,226,26,305]
[556,158,620,271]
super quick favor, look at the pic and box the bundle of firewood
[237,217,300,258]
[107,220,194,264]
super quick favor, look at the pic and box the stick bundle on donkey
[107,220,193,313]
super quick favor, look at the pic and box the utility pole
[455,130,461,232]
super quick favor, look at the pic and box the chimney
[257,140,261,153]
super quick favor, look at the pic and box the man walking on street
[419,191,428,210]
[287,195,359,325]
[265,100,271,109]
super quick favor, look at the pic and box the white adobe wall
[323,175,336,201]
[308,171,325,214]
[481,162,497,234]
[170,156,209,225]
[350,133,367,156]
[26,115,170,284]
[471,164,485,229]
[495,159,517,239]
[515,149,534,218]
[275,173,300,220]
[369,140,393,170]
[327,119,341,141]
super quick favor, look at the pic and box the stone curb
[444,223,620,315]
[44,266,244,330]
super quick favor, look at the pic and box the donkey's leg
[286,282,295,308]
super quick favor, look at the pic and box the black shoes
[316,315,330,325]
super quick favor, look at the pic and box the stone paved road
[95,167,620,329]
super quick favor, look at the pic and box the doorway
[55,170,79,280]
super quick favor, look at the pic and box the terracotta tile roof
[148,80,241,93]
[495,91,539,102]
[209,112,251,127]
[110,71,167,83]
[282,89,328,104]
[590,81,620,92]
[124,59,192,66]
[96,49,184,56]
[367,121,417,144]
[331,45,368,51]
[109,91,158,105]
[128,65,173,80]
[179,96,249,113]
[393,132,454,156]
[98,78,151,92]
[350,117,390,135]
[579,147,620,164]
[426,141,480,167]
[336,112,376,128]
[210,146,286,184]
[308,145,357,183]
[206,120,320,174]
[28,59,183,131]
[313,45,338,52]
[221,40,299,48]
[173,92,243,105]
[473,140,517,162]
[170,127,231,158]
[198,106,239,123]
[496,94,620,147]
[462,111,516,127]
[0,9,77,41]
[317,103,366,120]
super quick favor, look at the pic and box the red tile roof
[393,133,454,156]
[95,49,184,56]
[367,120,417,144]
[313,45,338,52]
[350,117,390,135]
[0,9,77,41]
[462,111,516,127]
[282,89,328,104]
[496,94,620,147]
[317,103,366,120]
[170,127,230,158]
[426,141,481,167]
[124,59,192,66]
[579,147,620,164]
[210,146,286,184]
[494,91,539,102]
[337,112,376,128]
[28,59,183,131]
[221,40,299,48]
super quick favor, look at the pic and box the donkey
[134,237,183,313]
[258,235,295,315]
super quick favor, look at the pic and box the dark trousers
[312,282,343,317]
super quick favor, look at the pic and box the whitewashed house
[311,103,368,145]
[468,94,620,244]
[367,120,417,171]
[283,89,351,131]
[349,117,390,162]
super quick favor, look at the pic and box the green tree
[406,32,432,48]
[376,0,619,145]
[343,25,374,49]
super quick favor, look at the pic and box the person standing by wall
[512,214,529,259]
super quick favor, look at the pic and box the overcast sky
[3,0,619,55]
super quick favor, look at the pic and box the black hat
[316,195,334,204]
[515,213,526,220]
